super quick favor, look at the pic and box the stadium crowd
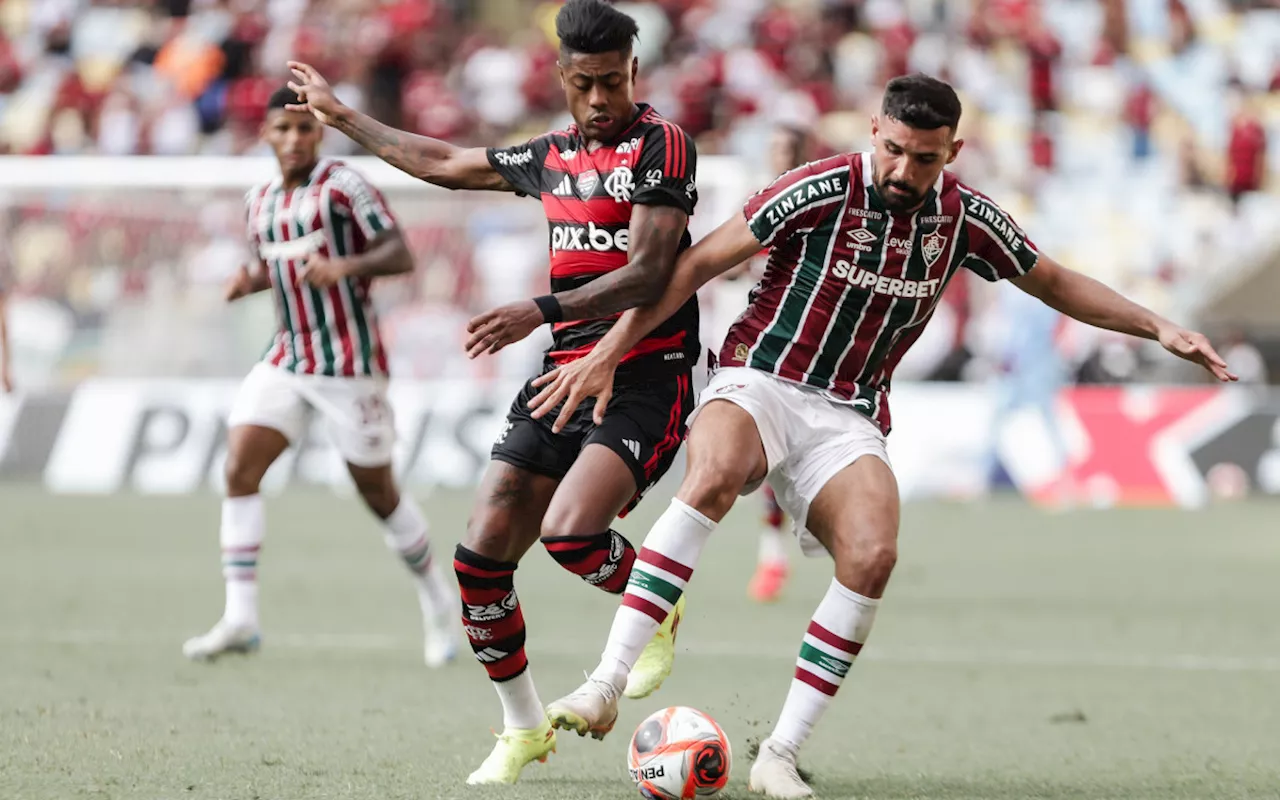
[0,0,1277,386]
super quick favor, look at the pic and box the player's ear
[869,114,880,142]
[556,61,566,89]
[631,56,638,84]
[948,137,964,164]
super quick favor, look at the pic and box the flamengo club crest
[921,229,947,267]
[576,169,599,199]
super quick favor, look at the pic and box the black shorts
[491,371,694,516]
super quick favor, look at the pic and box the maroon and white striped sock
[589,499,716,690]
[770,578,879,751]
[542,530,636,594]
[221,495,264,628]
[381,500,451,630]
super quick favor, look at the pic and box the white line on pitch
[4,629,1280,673]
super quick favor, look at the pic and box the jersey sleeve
[243,185,265,262]
[486,134,555,198]
[959,191,1039,281]
[630,122,698,215]
[328,166,399,244]
[742,156,852,248]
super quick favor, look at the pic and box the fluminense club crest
[921,229,947,267]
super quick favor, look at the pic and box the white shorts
[688,367,891,558]
[227,363,396,468]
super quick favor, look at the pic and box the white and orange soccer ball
[627,706,732,800]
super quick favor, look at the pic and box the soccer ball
[627,706,732,799]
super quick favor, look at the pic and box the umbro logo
[622,438,641,460]
[848,228,876,244]
[552,175,574,196]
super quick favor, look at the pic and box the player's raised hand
[527,353,617,433]
[1157,324,1238,382]
[286,61,343,126]
[465,300,543,359]
[298,254,349,289]
[224,264,257,302]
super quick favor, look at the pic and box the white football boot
[182,619,261,662]
[545,674,620,740]
[748,738,814,798]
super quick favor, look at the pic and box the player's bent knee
[834,537,897,597]
[539,505,592,541]
[224,452,265,497]
[676,463,746,521]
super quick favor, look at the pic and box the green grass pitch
[2,484,1278,799]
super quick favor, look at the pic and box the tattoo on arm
[334,111,511,191]
[554,205,689,321]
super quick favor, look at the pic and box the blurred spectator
[1225,92,1269,206]
[1124,79,1156,161]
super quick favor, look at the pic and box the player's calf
[542,529,636,594]
[758,456,895,769]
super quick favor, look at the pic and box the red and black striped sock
[542,530,636,594]
[453,544,528,682]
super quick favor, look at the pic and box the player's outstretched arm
[1012,256,1237,382]
[300,229,413,289]
[463,204,689,358]
[286,62,511,192]
[526,213,763,432]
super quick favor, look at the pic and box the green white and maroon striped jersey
[245,158,395,377]
[723,152,1039,434]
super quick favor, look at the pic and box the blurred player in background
[182,87,458,670]
[0,277,11,394]
[530,73,1237,798]
[738,125,813,603]
[287,0,698,784]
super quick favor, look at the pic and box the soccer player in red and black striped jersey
[182,88,459,671]
[534,73,1238,798]
[287,0,697,784]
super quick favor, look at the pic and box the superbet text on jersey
[724,152,1039,434]
[486,103,700,382]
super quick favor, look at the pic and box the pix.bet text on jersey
[486,103,699,382]
[246,158,394,377]
[725,152,1039,434]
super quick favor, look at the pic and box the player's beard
[877,179,924,212]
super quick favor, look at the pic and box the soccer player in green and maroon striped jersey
[534,73,1238,798]
[182,87,458,671]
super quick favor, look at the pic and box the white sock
[590,499,716,690]
[221,495,264,628]
[495,669,545,730]
[382,499,453,630]
[758,526,789,565]
[770,578,879,751]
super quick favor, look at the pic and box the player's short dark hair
[881,73,962,131]
[556,0,640,57]
[267,86,303,112]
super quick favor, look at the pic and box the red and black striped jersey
[723,152,1039,434]
[486,103,699,382]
